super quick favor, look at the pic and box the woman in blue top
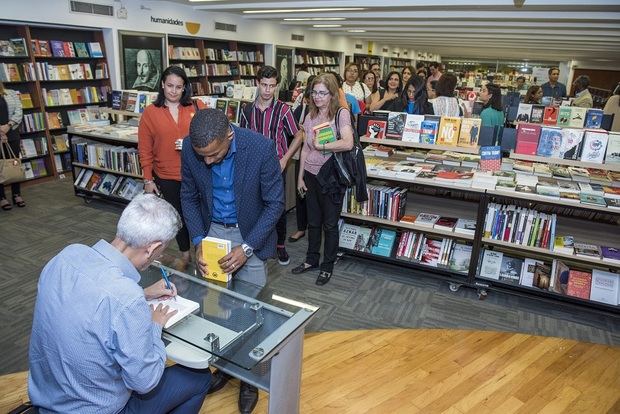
[479,83,505,128]
[402,76,433,115]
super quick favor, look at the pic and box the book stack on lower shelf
[73,167,143,201]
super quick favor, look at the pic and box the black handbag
[333,108,368,202]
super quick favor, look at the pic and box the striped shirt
[239,99,299,160]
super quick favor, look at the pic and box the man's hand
[279,158,287,173]
[150,303,178,327]
[195,242,208,276]
[218,245,247,274]
[144,279,177,301]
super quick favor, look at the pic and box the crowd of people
[13,55,620,414]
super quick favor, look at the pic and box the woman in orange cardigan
[138,66,204,270]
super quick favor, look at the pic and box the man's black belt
[212,221,239,228]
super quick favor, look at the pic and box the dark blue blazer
[180,125,284,260]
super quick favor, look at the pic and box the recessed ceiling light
[243,8,365,14]
[347,30,366,33]
[283,17,346,21]
[313,24,343,28]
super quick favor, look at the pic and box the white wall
[3,0,360,87]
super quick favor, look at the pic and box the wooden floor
[2,329,619,414]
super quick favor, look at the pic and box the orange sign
[185,22,200,35]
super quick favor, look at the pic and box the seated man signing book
[28,194,212,414]
[181,108,284,414]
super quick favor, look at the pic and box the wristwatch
[241,243,253,258]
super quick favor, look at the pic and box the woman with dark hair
[401,65,414,84]
[402,76,433,115]
[369,71,405,112]
[524,85,543,104]
[138,65,205,270]
[427,80,438,100]
[432,73,460,116]
[362,70,378,95]
[479,83,505,128]
[292,73,354,285]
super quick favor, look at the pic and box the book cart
[67,109,143,205]
[0,22,111,184]
[339,114,620,316]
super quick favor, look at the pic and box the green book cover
[314,123,337,145]
[557,106,571,127]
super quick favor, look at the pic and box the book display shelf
[294,48,341,76]
[353,53,382,72]
[340,114,620,315]
[67,119,143,205]
[0,23,111,183]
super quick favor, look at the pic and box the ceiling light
[244,8,365,14]
[348,30,366,33]
[283,18,346,21]
[313,24,342,28]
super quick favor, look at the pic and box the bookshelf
[167,35,207,96]
[0,22,111,183]
[294,48,341,76]
[360,136,480,154]
[202,39,264,95]
[342,121,620,315]
[509,151,620,173]
[353,53,382,72]
[387,57,412,72]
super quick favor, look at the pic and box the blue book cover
[420,120,439,144]
[584,108,604,129]
[370,228,397,257]
[536,127,563,158]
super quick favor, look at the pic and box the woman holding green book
[293,73,354,286]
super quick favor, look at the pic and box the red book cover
[543,106,559,125]
[515,123,542,155]
[366,120,387,139]
[566,270,592,299]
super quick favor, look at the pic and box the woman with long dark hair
[431,73,460,116]
[524,85,543,104]
[402,75,433,115]
[369,71,404,112]
[138,65,205,270]
[479,83,505,128]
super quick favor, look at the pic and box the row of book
[170,62,204,78]
[34,62,108,81]
[110,90,158,113]
[20,136,48,158]
[69,123,138,139]
[204,48,236,62]
[22,158,48,179]
[0,62,35,82]
[74,169,143,200]
[367,114,482,148]
[554,236,620,264]
[0,38,28,57]
[72,139,143,176]
[66,106,106,126]
[54,152,71,173]
[239,63,262,76]
[42,86,109,107]
[483,203,557,250]
[479,250,620,305]
[30,39,103,58]
[515,104,603,129]
[237,50,263,63]
[20,112,46,133]
[294,55,339,65]
[515,123,618,165]
[46,112,64,129]
[168,46,200,60]
[338,221,473,272]
[190,81,205,96]
[342,184,408,221]
[206,63,236,77]
[16,91,34,109]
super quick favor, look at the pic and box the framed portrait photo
[119,31,166,91]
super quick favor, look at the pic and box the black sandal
[316,270,332,286]
[0,198,11,211]
[291,262,318,275]
[12,195,25,208]
[288,232,306,243]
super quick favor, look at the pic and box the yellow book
[201,236,232,283]
[436,116,462,146]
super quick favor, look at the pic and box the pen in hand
[160,267,177,302]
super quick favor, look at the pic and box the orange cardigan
[138,100,204,181]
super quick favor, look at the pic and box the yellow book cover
[436,116,462,146]
[201,236,232,283]
[457,117,482,148]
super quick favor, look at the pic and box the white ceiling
[182,0,620,63]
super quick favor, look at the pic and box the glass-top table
[140,263,318,371]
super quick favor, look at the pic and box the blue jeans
[121,365,211,414]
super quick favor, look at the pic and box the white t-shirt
[343,82,371,101]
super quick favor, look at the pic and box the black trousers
[276,171,287,246]
[154,176,190,253]
[294,160,307,232]
[0,140,21,200]
[304,170,344,272]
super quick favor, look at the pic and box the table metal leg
[267,329,304,414]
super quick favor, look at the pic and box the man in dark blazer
[180,108,283,414]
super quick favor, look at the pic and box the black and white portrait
[119,32,165,91]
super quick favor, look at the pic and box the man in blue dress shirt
[28,194,212,414]
[181,108,284,414]
[541,66,567,100]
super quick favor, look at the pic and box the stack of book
[483,203,557,250]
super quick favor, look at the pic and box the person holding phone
[138,66,205,271]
